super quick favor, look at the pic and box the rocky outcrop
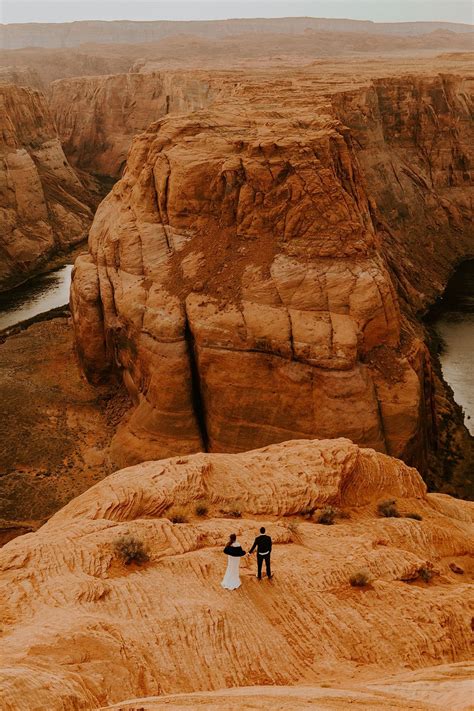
[50,72,220,178]
[333,74,474,494]
[333,74,474,310]
[70,71,473,483]
[0,438,472,709]
[0,84,93,290]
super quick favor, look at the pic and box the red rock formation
[50,72,220,178]
[0,84,93,290]
[333,74,474,310]
[0,439,472,709]
[71,71,473,479]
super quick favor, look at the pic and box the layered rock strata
[50,72,221,178]
[0,439,472,709]
[71,71,473,482]
[0,84,93,290]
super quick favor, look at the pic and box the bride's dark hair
[228,533,237,546]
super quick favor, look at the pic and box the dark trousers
[257,553,271,579]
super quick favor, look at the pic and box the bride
[221,533,246,590]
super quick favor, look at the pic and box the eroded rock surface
[0,84,93,290]
[70,70,473,487]
[0,439,472,710]
[50,72,221,178]
[0,318,130,543]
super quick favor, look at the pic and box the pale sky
[1,1,473,25]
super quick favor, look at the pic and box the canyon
[67,62,473,497]
[0,19,473,711]
[0,439,472,709]
[0,84,94,291]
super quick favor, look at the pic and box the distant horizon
[3,16,474,27]
[2,1,473,26]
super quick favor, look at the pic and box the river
[0,265,73,332]
[431,260,474,435]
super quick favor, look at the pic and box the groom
[248,527,272,580]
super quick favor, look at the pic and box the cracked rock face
[70,72,472,472]
[0,84,93,290]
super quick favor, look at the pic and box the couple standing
[221,527,272,590]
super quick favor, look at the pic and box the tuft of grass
[168,507,189,524]
[404,512,423,521]
[316,506,338,525]
[418,566,434,583]
[349,570,371,587]
[195,501,209,517]
[299,507,316,519]
[114,535,149,566]
[377,499,400,518]
[227,509,242,518]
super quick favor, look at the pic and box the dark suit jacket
[249,534,272,555]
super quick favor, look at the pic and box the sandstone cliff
[1,18,471,50]
[333,74,474,493]
[0,84,93,290]
[333,74,474,310]
[70,70,473,490]
[0,439,472,709]
[50,72,221,178]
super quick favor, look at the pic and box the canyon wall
[1,18,472,50]
[0,84,93,290]
[333,74,474,310]
[70,72,473,490]
[50,72,221,178]
[0,438,472,709]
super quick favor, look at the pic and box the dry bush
[377,499,400,518]
[299,506,316,519]
[227,509,242,518]
[168,507,189,524]
[114,535,149,566]
[349,570,371,587]
[418,566,434,583]
[220,502,243,518]
[195,501,209,517]
[404,512,423,521]
[316,506,338,525]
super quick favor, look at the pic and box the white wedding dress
[221,541,242,590]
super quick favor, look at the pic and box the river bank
[429,260,474,436]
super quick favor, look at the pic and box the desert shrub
[299,507,316,519]
[405,512,423,521]
[170,512,188,524]
[349,570,371,587]
[114,535,149,566]
[418,566,434,583]
[195,502,209,517]
[377,499,400,518]
[227,509,242,518]
[316,506,338,525]
[338,509,351,519]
